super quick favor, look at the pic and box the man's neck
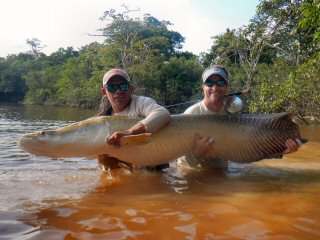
[112,99,132,114]
[204,99,224,113]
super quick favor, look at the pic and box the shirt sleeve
[136,96,171,133]
[177,152,201,167]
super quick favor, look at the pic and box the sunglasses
[204,79,227,87]
[106,83,130,93]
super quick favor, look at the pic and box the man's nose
[114,88,125,94]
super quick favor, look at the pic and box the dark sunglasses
[106,83,130,93]
[204,79,227,87]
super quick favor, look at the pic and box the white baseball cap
[202,67,228,83]
[103,69,131,86]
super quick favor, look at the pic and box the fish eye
[40,131,46,135]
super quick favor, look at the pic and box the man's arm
[106,122,145,147]
[138,97,171,132]
[107,96,170,147]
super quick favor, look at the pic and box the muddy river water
[0,104,319,239]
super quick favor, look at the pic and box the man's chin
[113,99,129,108]
[208,96,224,103]
[113,97,126,102]
[210,93,223,99]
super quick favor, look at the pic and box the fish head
[19,117,111,158]
[19,130,69,157]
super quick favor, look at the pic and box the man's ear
[101,88,107,95]
[129,84,135,93]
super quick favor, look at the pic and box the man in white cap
[97,68,171,171]
[177,65,300,170]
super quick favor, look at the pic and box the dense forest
[0,0,319,121]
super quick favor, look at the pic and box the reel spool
[226,96,243,113]
[225,89,250,113]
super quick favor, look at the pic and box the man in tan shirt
[178,65,300,170]
[97,68,171,171]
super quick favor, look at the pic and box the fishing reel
[225,89,250,114]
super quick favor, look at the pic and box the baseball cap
[202,67,228,83]
[102,69,131,86]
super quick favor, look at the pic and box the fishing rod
[228,89,250,97]
[164,100,200,109]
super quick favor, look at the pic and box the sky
[0,0,260,58]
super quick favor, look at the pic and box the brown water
[1,104,320,239]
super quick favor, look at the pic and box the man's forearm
[126,122,146,135]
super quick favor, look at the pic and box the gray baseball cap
[202,67,228,83]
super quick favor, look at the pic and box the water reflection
[0,103,95,122]
[11,166,320,239]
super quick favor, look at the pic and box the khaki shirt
[113,95,170,133]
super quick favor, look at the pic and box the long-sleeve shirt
[112,95,171,132]
[97,94,171,170]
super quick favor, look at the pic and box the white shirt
[177,100,229,169]
[113,95,170,133]
[184,100,227,115]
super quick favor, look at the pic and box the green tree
[23,67,59,105]
[0,53,35,102]
[54,45,103,108]
[96,5,184,68]
[26,38,46,58]
[48,47,79,65]
[158,57,203,107]
[297,0,320,59]
[256,0,318,64]
[249,59,294,113]
[286,58,320,121]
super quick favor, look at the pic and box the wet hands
[192,132,214,159]
[107,122,146,147]
[106,131,130,147]
[284,138,300,154]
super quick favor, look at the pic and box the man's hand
[106,122,146,147]
[106,131,129,147]
[192,132,214,159]
[283,138,300,154]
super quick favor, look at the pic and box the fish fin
[120,133,152,146]
[97,154,133,172]
[97,155,120,171]
[117,161,134,172]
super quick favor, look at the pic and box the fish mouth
[19,133,45,155]
[19,134,37,146]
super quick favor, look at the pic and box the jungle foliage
[0,1,319,120]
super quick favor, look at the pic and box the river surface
[1,103,320,240]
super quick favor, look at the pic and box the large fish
[19,113,303,166]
